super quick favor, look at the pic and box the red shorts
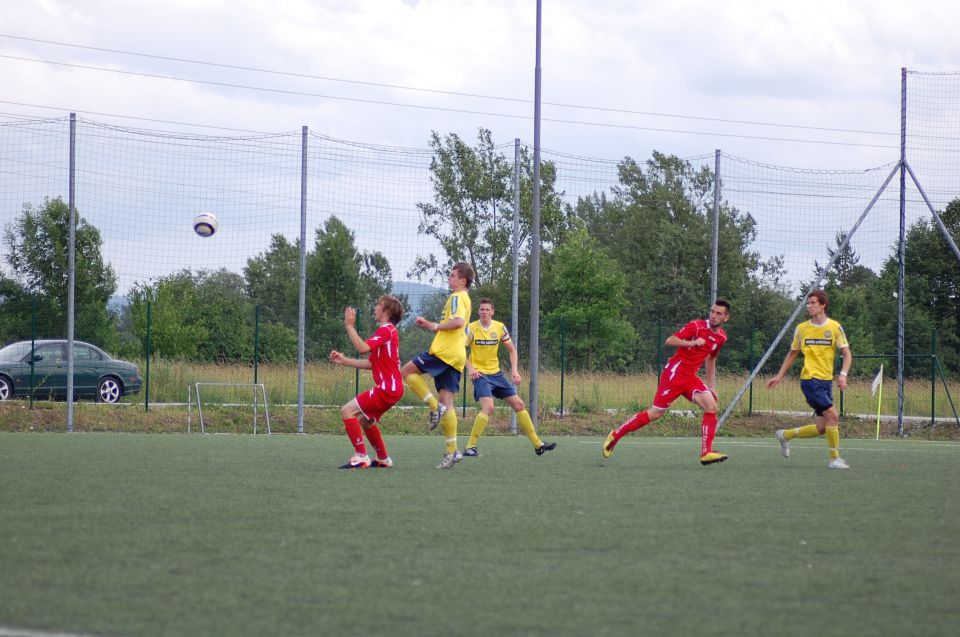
[651,373,710,410]
[356,387,402,423]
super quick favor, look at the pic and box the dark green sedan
[0,340,143,404]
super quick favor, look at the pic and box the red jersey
[366,323,403,398]
[663,319,727,379]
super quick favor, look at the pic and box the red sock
[364,424,388,459]
[343,418,366,455]
[613,411,651,442]
[701,412,717,455]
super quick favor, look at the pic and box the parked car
[0,340,143,404]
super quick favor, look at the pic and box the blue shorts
[472,371,517,402]
[800,379,834,416]
[411,352,461,394]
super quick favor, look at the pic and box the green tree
[540,228,635,370]
[245,234,300,329]
[575,152,789,370]
[1,198,117,348]
[307,216,393,357]
[411,128,572,288]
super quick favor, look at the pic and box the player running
[602,299,732,465]
[329,296,405,469]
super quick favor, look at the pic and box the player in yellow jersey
[461,298,557,458]
[401,262,474,469]
[767,289,852,469]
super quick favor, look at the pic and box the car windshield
[0,341,35,363]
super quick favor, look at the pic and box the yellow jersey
[467,319,510,375]
[790,318,850,380]
[428,290,471,371]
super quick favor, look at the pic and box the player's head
[449,262,474,290]
[376,295,404,325]
[478,298,495,321]
[709,298,731,328]
[806,289,828,314]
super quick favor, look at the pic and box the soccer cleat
[828,457,850,470]
[436,449,463,469]
[601,431,617,458]
[428,402,448,432]
[535,441,557,456]
[371,457,394,468]
[463,447,479,457]
[339,453,371,469]
[775,429,791,458]
[700,451,728,466]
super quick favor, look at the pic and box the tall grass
[136,360,959,422]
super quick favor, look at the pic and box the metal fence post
[559,316,566,417]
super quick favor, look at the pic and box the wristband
[839,371,847,377]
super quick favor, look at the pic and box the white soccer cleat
[339,453,371,469]
[436,449,463,469]
[828,457,850,470]
[428,402,448,432]
[775,429,790,458]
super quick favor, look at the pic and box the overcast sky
[2,0,959,169]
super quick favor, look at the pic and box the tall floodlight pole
[297,126,308,434]
[528,0,543,427]
[710,149,721,306]
[67,113,76,432]
[897,68,907,436]
[511,138,521,434]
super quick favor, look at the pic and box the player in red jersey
[329,295,405,469]
[602,299,732,465]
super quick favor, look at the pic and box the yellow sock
[784,424,820,440]
[440,408,458,453]
[467,413,489,449]
[517,409,542,449]
[825,426,840,460]
[405,374,438,411]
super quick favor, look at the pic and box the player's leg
[402,357,440,413]
[434,367,463,468]
[503,393,555,455]
[339,398,370,468]
[465,395,495,455]
[691,388,726,465]
[357,395,391,465]
[822,406,848,469]
[603,407,664,457]
[777,380,827,457]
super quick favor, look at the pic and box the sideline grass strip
[1,433,958,636]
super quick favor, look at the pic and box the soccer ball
[193,212,219,237]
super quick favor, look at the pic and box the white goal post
[187,382,271,434]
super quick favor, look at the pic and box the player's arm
[503,337,521,384]
[464,329,480,380]
[766,349,800,389]
[343,307,371,355]
[665,324,705,348]
[329,350,372,369]
[837,346,852,391]
[705,353,717,391]
[414,315,466,332]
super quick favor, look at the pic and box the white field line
[0,627,106,637]
[577,438,960,453]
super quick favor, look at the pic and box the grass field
[1,432,958,637]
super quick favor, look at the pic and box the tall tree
[307,216,393,357]
[410,128,572,288]
[245,234,301,329]
[540,228,636,371]
[1,197,117,348]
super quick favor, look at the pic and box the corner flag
[871,365,883,396]
[871,365,883,440]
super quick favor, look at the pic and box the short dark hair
[378,295,404,325]
[478,297,494,309]
[807,289,828,310]
[452,262,475,288]
[714,298,731,314]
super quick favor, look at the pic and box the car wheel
[0,376,11,401]
[97,377,122,403]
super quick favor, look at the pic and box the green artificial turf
[1,432,958,637]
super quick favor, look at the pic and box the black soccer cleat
[535,441,557,456]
